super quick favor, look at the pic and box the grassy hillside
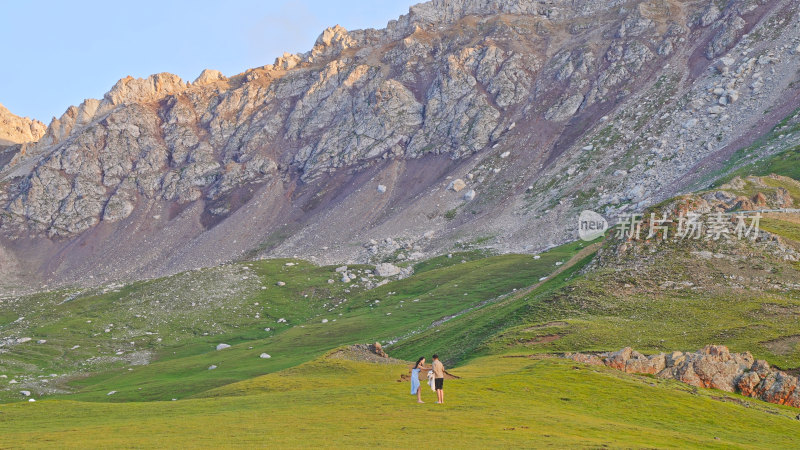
[493,189,800,368]
[1,354,798,448]
[0,242,589,403]
[394,242,800,369]
[2,172,800,447]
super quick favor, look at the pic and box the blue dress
[410,368,421,394]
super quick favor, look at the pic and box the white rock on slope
[448,179,467,192]
[374,263,401,277]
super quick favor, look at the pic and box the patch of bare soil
[763,335,800,356]
[764,213,800,226]
[522,321,568,331]
[710,395,752,408]
[327,344,406,365]
[519,334,562,346]
[757,303,800,318]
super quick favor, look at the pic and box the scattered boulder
[368,342,388,358]
[568,353,603,366]
[260,353,271,359]
[335,266,348,273]
[545,94,584,122]
[216,343,231,351]
[276,281,286,286]
[208,365,218,370]
[107,391,117,396]
[377,184,387,193]
[448,179,467,192]
[20,390,31,397]
[463,190,477,202]
[374,263,401,277]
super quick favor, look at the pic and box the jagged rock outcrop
[193,69,227,86]
[1,0,800,289]
[566,345,800,408]
[0,103,46,145]
[368,342,388,358]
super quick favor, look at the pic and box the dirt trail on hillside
[505,242,602,303]
[402,242,602,341]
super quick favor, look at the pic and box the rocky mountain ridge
[2,0,800,290]
[0,103,45,147]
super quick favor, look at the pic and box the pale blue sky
[0,0,415,122]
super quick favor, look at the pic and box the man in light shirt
[432,354,445,404]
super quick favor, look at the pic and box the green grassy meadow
[2,176,800,447]
[0,241,590,403]
[2,354,799,448]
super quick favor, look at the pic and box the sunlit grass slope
[1,242,589,403]
[1,355,798,448]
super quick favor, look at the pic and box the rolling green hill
[2,354,799,448]
[0,241,589,403]
[2,177,800,447]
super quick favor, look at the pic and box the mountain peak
[2,0,798,290]
[193,69,227,86]
[103,73,188,106]
[0,103,46,145]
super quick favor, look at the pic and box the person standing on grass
[410,357,428,403]
[432,354,445,404]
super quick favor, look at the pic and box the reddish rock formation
[369,342,388,358]
[565,345,800,408]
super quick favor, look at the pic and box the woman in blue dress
[410,357,428,403]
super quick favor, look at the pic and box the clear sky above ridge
[0,0,415,122]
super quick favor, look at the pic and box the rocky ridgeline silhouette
[2,0,800,288]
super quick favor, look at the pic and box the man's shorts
[435,378,444,390]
